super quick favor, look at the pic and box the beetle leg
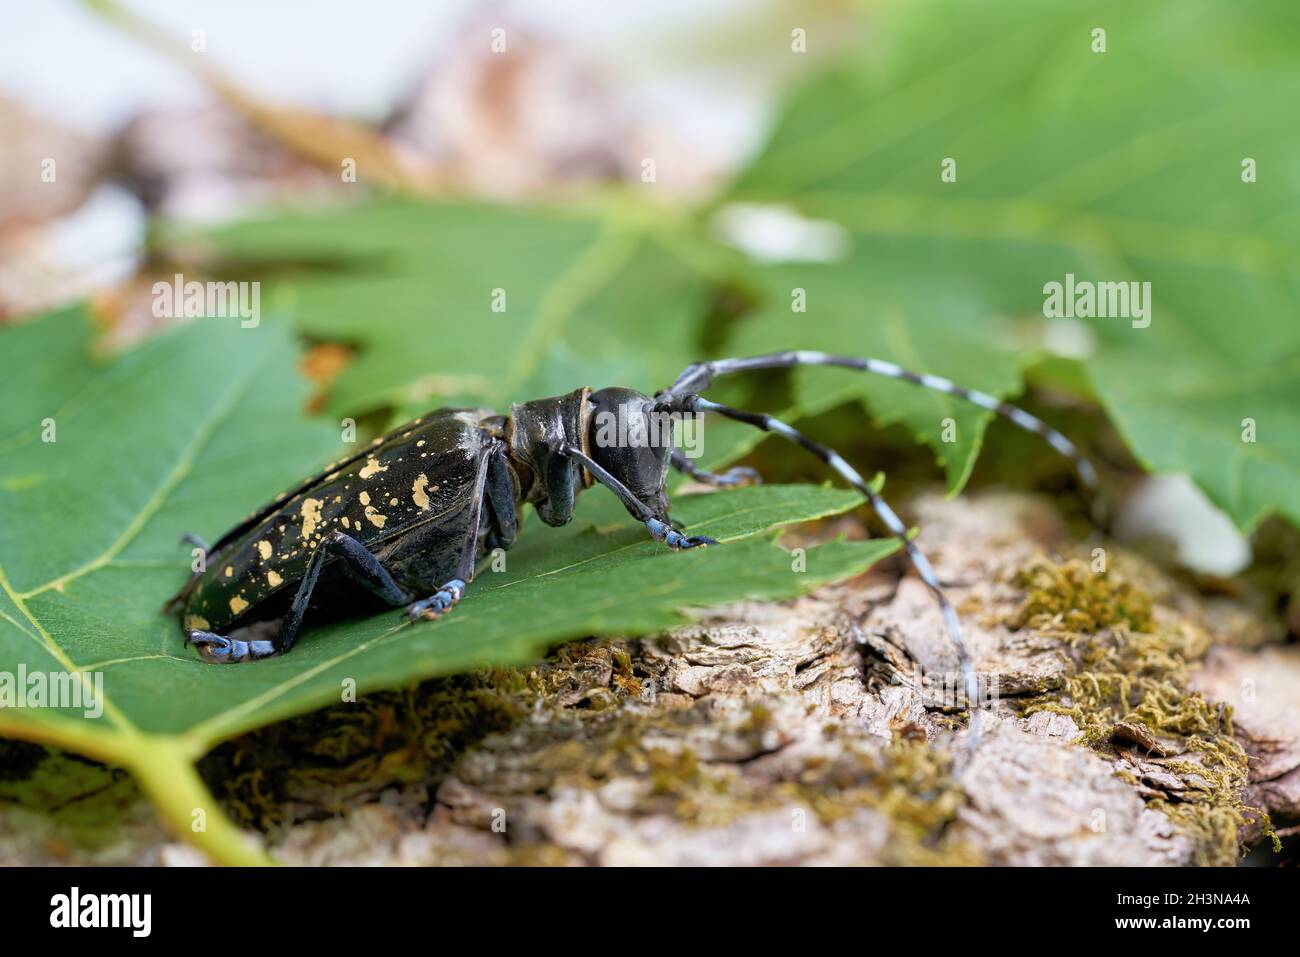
[645,518,717,550]
[180,532,211,555]
[188,530,415,663]
[670,450,761,488]
[272,529,418,652]
[322,530,415,606]
[562,445,717,550]
[484,445,520,549]
[406,443,499,623]
[405,579,467,621]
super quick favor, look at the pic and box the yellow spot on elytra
[389,496,398,506]
[185,615,210,631]
[412,473,431,510]
[416,440,426,447]
[359,455,389,479]
[301,497,324,539]
[224,566,233,577]
[359,491,370,505]
[364,505,387,528]
[342,516,351,529]
[268,570,283,587]
[230,596,249,615]
[255,540,272,560]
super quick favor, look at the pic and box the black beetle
[167,350,1098,700]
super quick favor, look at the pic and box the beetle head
[585,387,672,521]
[510,387,675,527]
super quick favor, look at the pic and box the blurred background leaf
[188,199,715,418]
[718,0,1300,525]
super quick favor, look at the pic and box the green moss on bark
[1013,556,1273,865]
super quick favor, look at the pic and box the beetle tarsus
[186,630,276,664]
[406,579,467,621]
[712,466,761,487]
[646,518,717,550]
[670,452,761,488]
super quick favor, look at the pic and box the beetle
[167,348,1100,724]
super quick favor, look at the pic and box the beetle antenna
[665,351,1103,524]
[672,393,986,759]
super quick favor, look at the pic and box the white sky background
[0,0,794,295]
[0,0,776,172]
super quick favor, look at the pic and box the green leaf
[195,198,713,417]
[0,307,896,862]
[722,0,1300,524]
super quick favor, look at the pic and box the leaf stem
[126,739,275,866]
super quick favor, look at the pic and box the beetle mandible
[167,349,1100,728]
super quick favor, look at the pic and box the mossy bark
[3,490,1297,865]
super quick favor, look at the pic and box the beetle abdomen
[182,409,496,633]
